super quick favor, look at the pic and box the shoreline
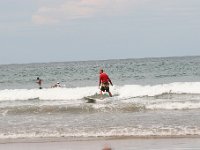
[1,135,200,144]
[0,137,200,150]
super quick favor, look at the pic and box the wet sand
[0,138,199,150]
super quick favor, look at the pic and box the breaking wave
[1,82,200,112]
[1,82,200,101]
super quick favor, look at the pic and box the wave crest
[1,82,200,101]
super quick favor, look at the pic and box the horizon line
[0,55,199,66]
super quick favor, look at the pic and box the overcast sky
[1,0,200,64]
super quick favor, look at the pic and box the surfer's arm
[108,78,113,86]
[99,77,101,87]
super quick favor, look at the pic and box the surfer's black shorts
[100,82,109,92]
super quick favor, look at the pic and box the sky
[0,0,200,64]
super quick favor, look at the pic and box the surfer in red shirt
[99,69,113,97]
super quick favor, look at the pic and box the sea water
[0,56,200,140]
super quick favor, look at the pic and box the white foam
[0,126,200,139]
[118,82,200,98]
[0,87,98,101]
[1,82,200,102]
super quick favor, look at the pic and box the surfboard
[28,97,40,100]
[84,97,96,103]
[84,93,111,103]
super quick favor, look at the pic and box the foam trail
[146,102,200,110]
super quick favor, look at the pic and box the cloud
[32,0,144,25]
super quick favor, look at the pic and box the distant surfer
[99,69,113,97]
[51,82,61,88]
[36,77,43,89]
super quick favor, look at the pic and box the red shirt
[99,73,109,83]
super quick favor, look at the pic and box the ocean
[0,56,200,141]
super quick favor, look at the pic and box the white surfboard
[28,97,40,100]
[84,97,97,103]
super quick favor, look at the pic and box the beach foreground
[0,138,199,150]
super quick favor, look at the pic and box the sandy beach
[0,138,199,150]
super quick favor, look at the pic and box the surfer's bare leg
[108,92,112,97]
[100,90,103,98]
